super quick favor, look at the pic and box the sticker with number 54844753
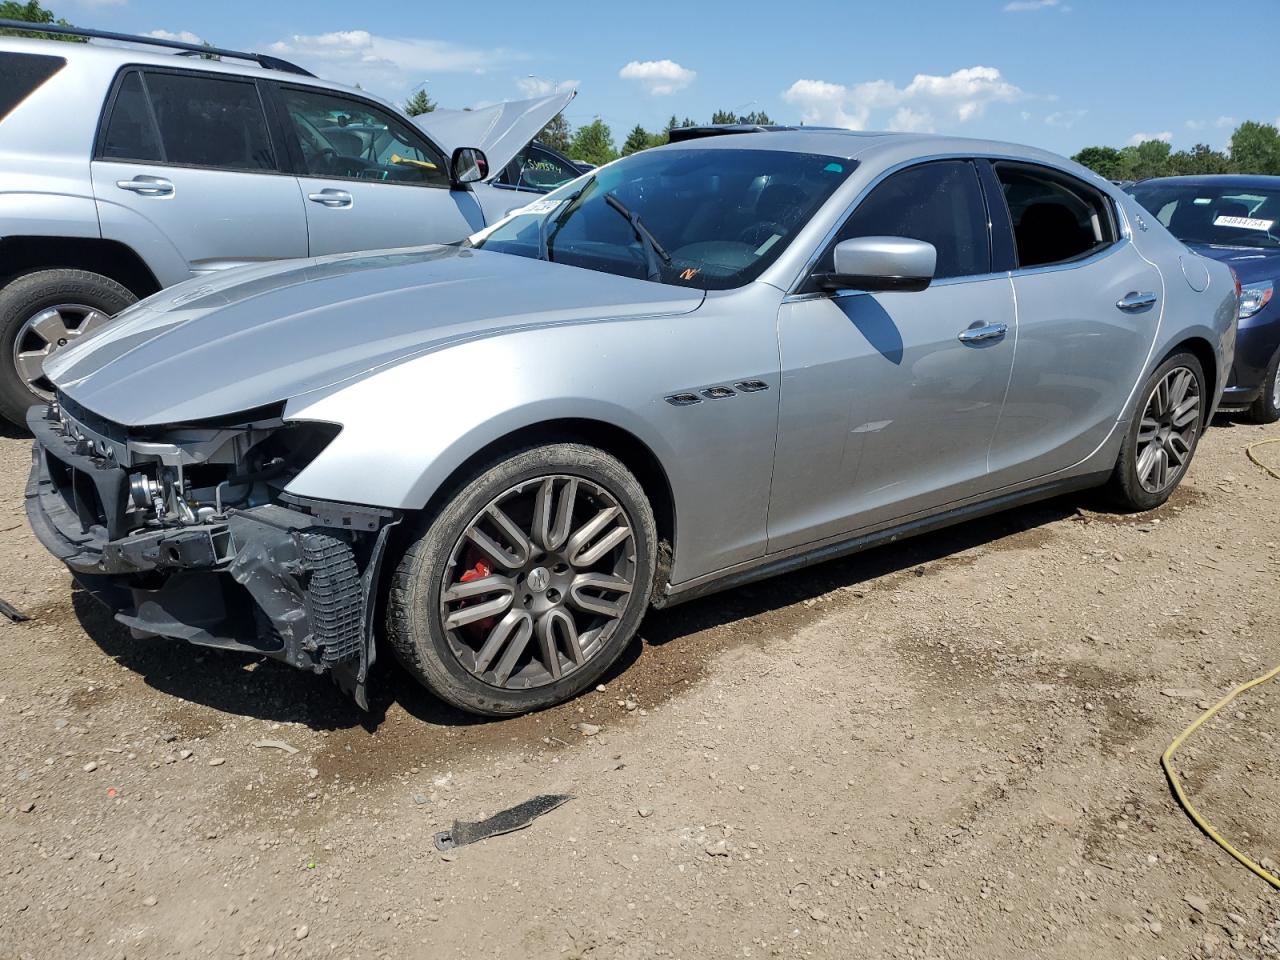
[1214,214,1274,231]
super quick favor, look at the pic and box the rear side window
[995,163,1116,268]
[0,52,65,122]
[99,69,275,172]
[826,160,991,279]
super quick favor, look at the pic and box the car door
[768,159,1016,553]
[91,67,308,283]
[983,161,1162,484]
[271,84,484,255]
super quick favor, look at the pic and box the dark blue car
[1128,176,1280,422]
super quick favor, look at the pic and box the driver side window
[278,87,449,188]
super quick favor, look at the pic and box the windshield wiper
[603,192,672,283]
[539,174,595,263]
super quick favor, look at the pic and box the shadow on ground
[70,492,1086,734]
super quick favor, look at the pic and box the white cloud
[618,59,696,96]
[515,76,578,97]
[147,29,204,45]
[1185,119,1205,130]
[1127,131,1172,146]
[1044,108,1087,128]
[266,31,525,97]
[1003,0,1066,10]
[889,107,934,133]
[782,65,1022,131]
[1215,115,1237,128]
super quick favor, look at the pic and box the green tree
[741,110,773,126]
[0,1,83,40]
[537,113,572,153]
[569,117,617,166]
[1229,121,1280,175]
[1169,143,1230,176]
[1072,146,1130,180]
[621,124,655,156]
[711,109,737,125]
[1121,139,1174,181]
[403,88,437,117]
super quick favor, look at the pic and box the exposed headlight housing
[1239,280,1274,319]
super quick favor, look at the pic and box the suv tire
[0,269,136,427]
[386,443,657,716]
[1246,349,1280,425]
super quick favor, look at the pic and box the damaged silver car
[26,130,1237,715]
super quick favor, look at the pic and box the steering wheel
[739,222,787,248]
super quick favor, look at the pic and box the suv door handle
[308,189,353,208]
[116,176,173,196]
[957,322,1008,344]
[1116,291,1157,311]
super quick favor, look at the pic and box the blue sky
[57,0,1280,155]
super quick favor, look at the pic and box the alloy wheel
[1135,365,1201,494]
[13,303,112,400]
[439,475,637,690]
[1272,363,1280,409]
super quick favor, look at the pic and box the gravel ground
[2,415,1280,960]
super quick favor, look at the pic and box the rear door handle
[115,176,173,196]
[957,322,1008,344]
[308,189,353,208]
[1116,291,1157,311]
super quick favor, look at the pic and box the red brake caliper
[455,559,497,633]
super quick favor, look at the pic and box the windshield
[1128,181,1280,249]
[469,147,854,290]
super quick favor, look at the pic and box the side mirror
[450,147,489,186]
[812,236,936,293]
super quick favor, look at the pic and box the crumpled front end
[24,398,398,707]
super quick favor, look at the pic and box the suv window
[825,160,991,279]
[279,87,449,187]
[0,52,65,122]
[995,162,1116,268]
[498,144,580,192]
[100,70,275,171]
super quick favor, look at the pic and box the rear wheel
[0,269,136,426]
[1106,350,1206,511]
[1246,349,1280,425]
[386,443,657,716]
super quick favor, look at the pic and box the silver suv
[0,23,566,425]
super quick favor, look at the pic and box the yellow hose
[1162,664,1280,889]
[1246,437,1280,480]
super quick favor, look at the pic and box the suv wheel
[1247,349,1280,425]
[386,443,657,716]
[1106,350,1206,511]
[0,269,136,426]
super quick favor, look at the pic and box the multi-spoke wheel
[0,269,136,426]
[1108,350,1206,511]
[386,443,657,716]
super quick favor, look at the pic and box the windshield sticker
[678,267,702,282]
[517,199,564,216]
[1215,215,1274,231]
[754,234,782,257]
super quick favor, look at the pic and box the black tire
[1106,349,1207,512]
[386,443,658,716]
[1246,350,1280,425]
[0,269,136,427]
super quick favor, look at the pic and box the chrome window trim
[783,152,1131,297]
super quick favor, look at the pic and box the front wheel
[1106,350,1206,511]
[1246,349,1280,425]
[385,443,657,716]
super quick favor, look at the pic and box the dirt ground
[3,414,1280,960]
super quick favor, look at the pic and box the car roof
[1133,174,1280,188]
[0,34,392,110]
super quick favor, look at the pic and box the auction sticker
[1214,214,1274,231]
[517,199,564,216]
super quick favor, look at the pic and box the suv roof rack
[0,19,316,77]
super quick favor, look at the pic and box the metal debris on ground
[0,598,30,622]
[434,794,572,850]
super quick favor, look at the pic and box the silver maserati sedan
[25,129,1237,716]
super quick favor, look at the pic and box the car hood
[414,90,575,175]
[46,246,704,427]
[1185,242,1280,286]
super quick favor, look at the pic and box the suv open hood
[45,245,703,427]
[413,89,575,176]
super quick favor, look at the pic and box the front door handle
[1116,291,1157,311]
[308,189,353,208]
[957,322,1008,344]
[116,176,173,196]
